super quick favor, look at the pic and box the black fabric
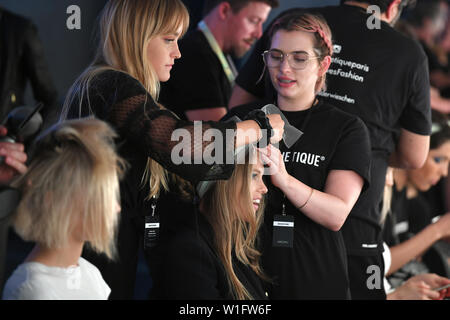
[66,69,237,184]
[159,30,232,120]
[225,99,371,299]
[65,69,238,299]
[382,187,449,288]
[0,8,57,121]
[382,187,409,248]
[149,212,267,300]
[347,253,386,300]
[386,187,435,243]
[235,5,432,228]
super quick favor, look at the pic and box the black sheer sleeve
[67,70,236,183]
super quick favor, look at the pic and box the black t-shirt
[225,99,371,299]
[159,29,232,120]
[149,212,267,300]
[382,187,409,247]
[235,5,432,228]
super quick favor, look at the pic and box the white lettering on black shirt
[282,151,326,168]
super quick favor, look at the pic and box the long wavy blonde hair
[201,152,268,300]
[61,0,190,199]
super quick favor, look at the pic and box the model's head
[201,148,267,222]
[407,112,450,192]
[97,0,189,98]
[199,148,267,299]
[264,12,332,101]
[12,119,125,259]
[204,0,278,58]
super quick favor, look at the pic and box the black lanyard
[280,99,317,216]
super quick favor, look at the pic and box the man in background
[160,0,278,121]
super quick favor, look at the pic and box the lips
[253,198,261,211]
[277,76,296,88]
[430,178,440,186]
[244,39,255,47]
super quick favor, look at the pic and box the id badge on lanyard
[271,102,316,248]
[144,196,159,248]
[272,198,294,248]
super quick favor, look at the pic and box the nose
[279,56,292,73]
[252,23,263,40]
[258,179,268,195]
[172,42,181,59]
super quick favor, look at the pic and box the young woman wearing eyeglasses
[224,11,371,299]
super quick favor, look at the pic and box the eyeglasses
[262,49,321,70]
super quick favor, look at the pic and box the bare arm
[387,273,450,300]
[387,213,450,276]
[389,128,429,169]
[430,87,450,114]
[260,145,364,231]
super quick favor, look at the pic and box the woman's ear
[318,55,331,77]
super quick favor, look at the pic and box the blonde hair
[11,119,125,260]
[201,151,267,300]
[61,0,190,200]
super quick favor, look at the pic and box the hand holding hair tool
[0,103,43,163]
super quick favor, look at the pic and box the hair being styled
[61,0,191,201]
[200,150,267,300]
[268,12,333,93]
[11,118,125,260]
[203,0,279,16]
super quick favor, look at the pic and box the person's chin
[232,46,249,59]
[159,75,171,82]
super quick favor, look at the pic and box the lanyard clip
[151,195,157,217]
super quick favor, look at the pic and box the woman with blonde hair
[2,118,124,299]
[151,147,269,299]
[60,0,283,299]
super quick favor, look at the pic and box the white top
[382,242,394,294]
[2,257,110,300]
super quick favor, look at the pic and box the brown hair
[269,11,333,93]
[203,0,279,16]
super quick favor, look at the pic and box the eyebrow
[270,48,310,55]
[165,31,181,37]
[253,168,264,175]
[249,16,263,22]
